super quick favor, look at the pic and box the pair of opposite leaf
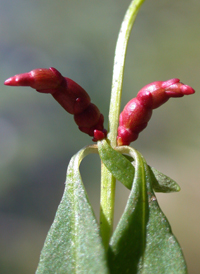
[4,67,195,145]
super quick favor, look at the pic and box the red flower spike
[4,67,107,141]
[117,79,195,146]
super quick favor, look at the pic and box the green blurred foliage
[0,0,199,273]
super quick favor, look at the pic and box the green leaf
[98,139,135,189]
[107,147,148,273]
[150,166,181,193]
[140,162,187,274]
[36,145,109,274]
[107,146,187,274]
[98,140,179,193]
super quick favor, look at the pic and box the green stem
[99,0,146,250]
[108,0,146,147]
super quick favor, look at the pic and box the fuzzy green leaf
[107,146,187,274]
[123,154,180,193]
[150,166,181,192]
[139,162,187,274]
[98,139,135,189]
[36,146,109,274]
[107,147,148,273]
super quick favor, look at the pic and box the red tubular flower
[4,67,107,141]
[117,79,195,146]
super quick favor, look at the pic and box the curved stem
[108,0,146,147]
[100,0,146,250]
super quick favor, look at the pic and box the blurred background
[0,0,199,273]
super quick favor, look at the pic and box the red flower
[5,67,107,141]
[117,79,195,146]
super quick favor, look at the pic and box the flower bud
[117,79,195,146]
[5,67,107,141]
[4,67,64,92]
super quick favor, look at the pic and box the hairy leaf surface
[36,146,109,274]
[98,142,187,273]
